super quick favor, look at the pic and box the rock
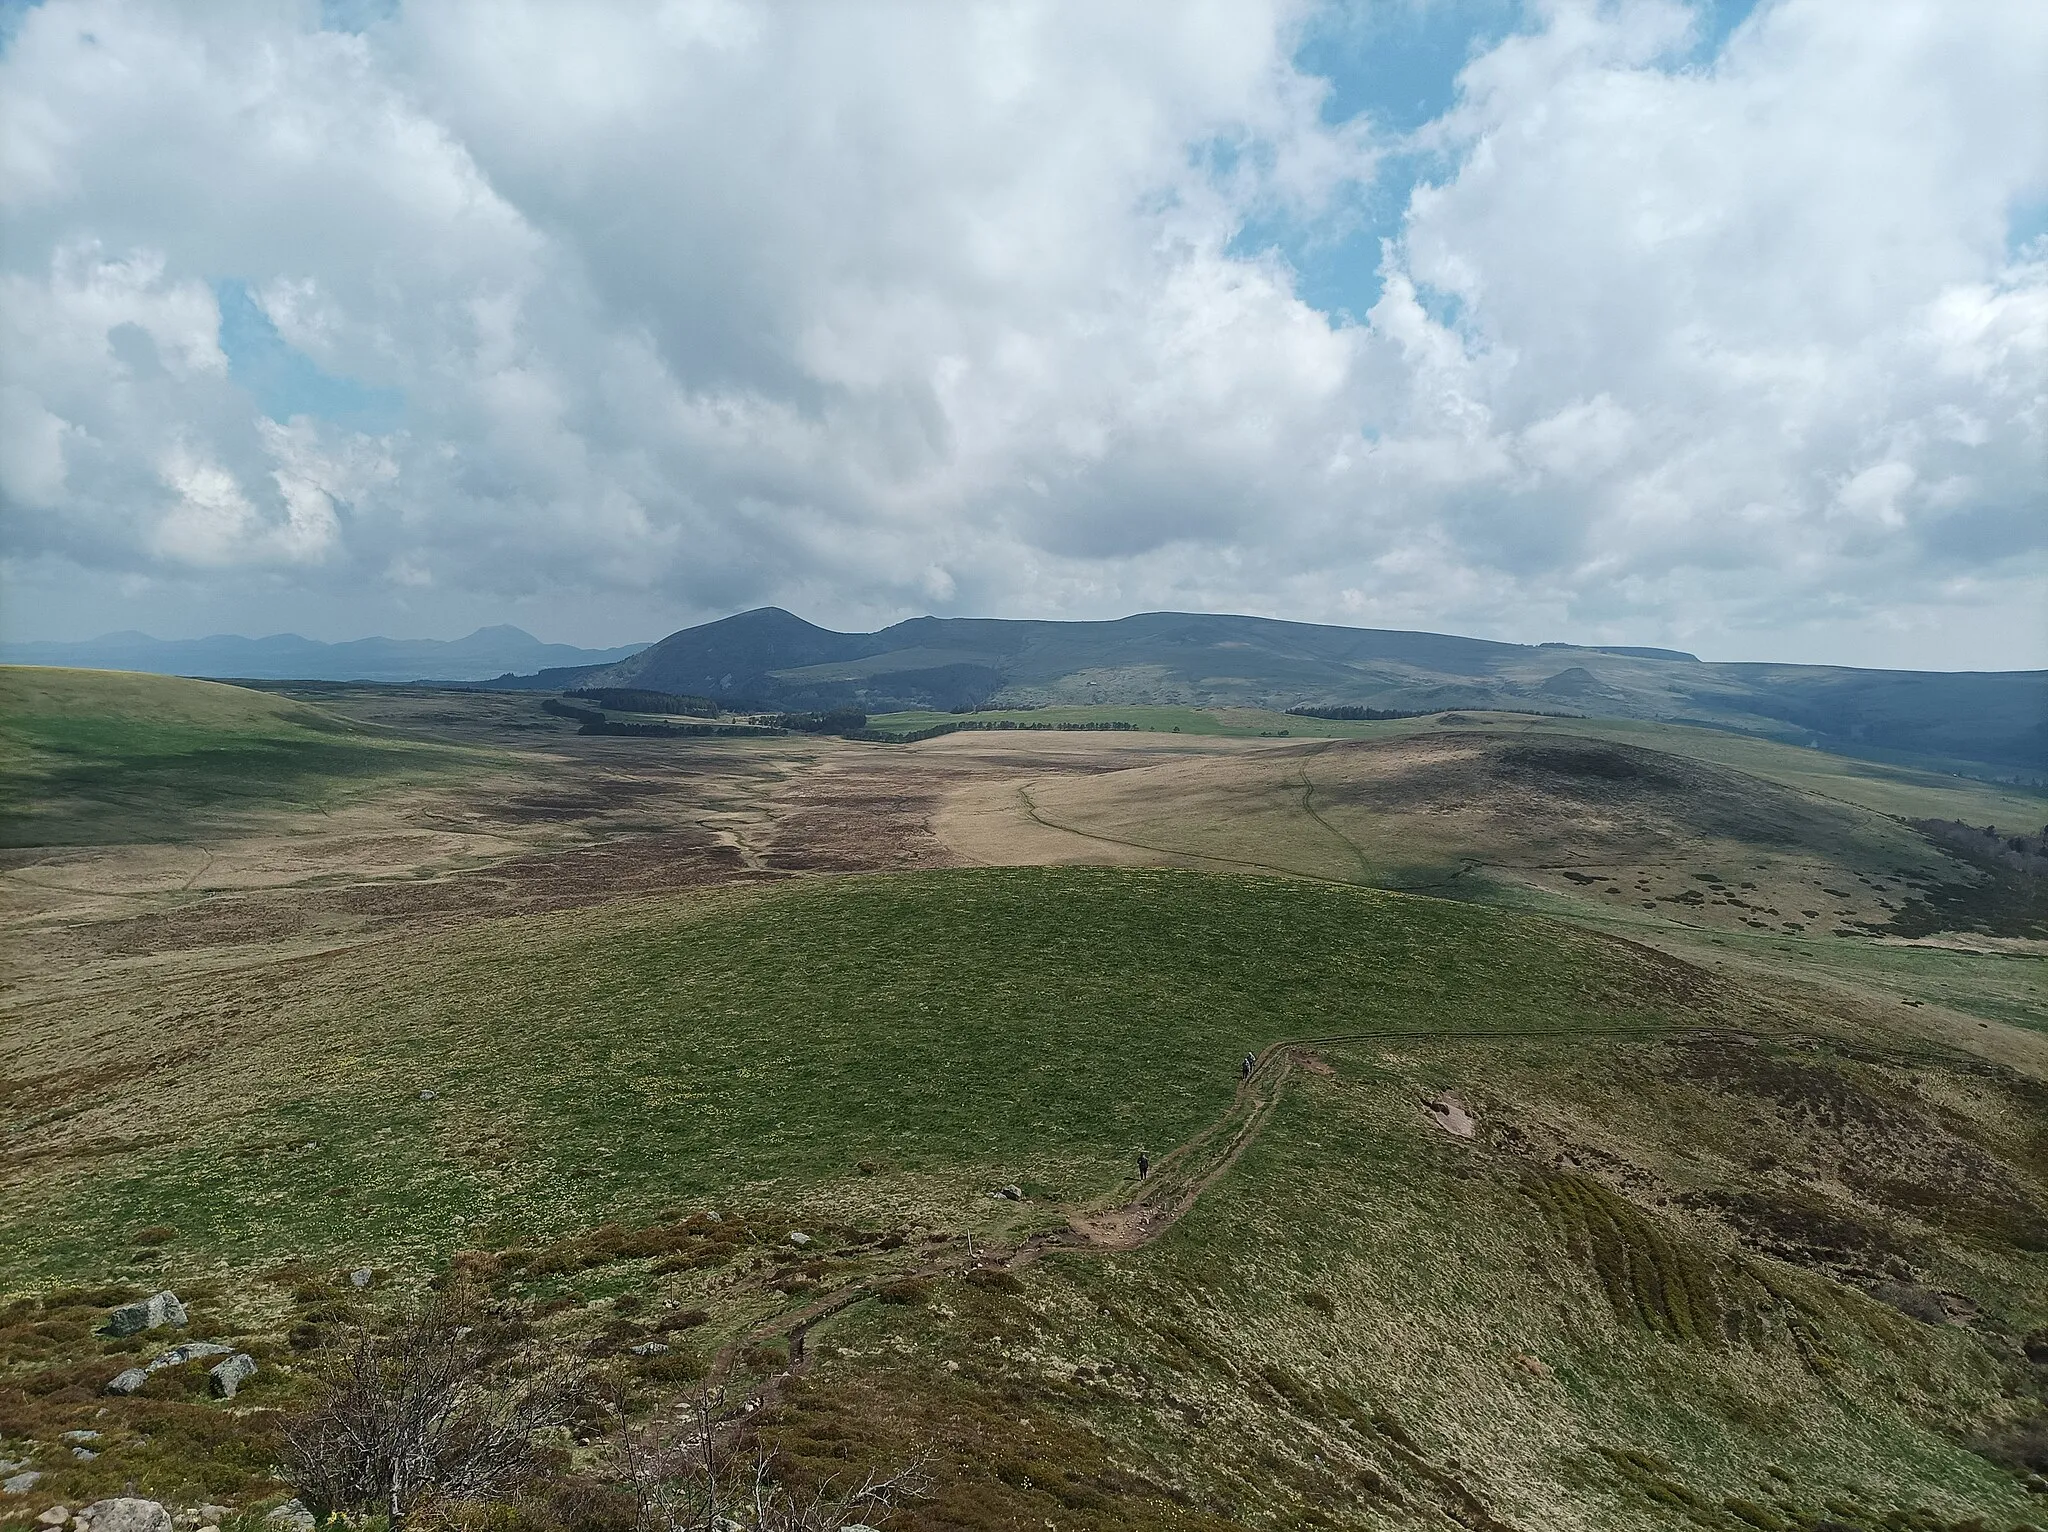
[787,1231,811,1248]
[197,1507,226,1526]
[4,1471,42,1495]
[348,1268,372,1289]
[61,1431,100,1444]
[37,1507,69,1526]
[997,1184,1023,1201]
[1423,1095,1477,1140]
[79,1503,171,1532]
[264,1501,315,1532]
[208,1354,257,1399]
[628,1341,669,1357]
[153,1343,231,1370]
[104,1292,188,1337]
[1512,1353,1554,1379]
[72,1449,98,1462]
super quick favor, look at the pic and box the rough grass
[2,867,1724,1286]
[0,668,465,846]
[771,1032,2045,1527]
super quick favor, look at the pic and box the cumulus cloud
[0,0,2041,666]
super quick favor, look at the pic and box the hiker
[1138,1150,1149,1179]
[1242,1052,1255,1080]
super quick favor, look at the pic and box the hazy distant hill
[3,625,647,684]
[532,607,2045,777]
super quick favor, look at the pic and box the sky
[0,0,2043,670]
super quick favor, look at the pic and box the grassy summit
[0,667,460,846]
[5,867,1719,1282]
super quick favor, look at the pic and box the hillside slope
[556,608,2046,774]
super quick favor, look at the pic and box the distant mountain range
[2,625,647,684]
[499,606,2045,777]
[11,608,2039,777]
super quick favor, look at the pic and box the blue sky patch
[215,279,403,431]
[1237,0,1769,325]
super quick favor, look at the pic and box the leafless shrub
[602,1376,925,1531]
[284,1296,577,1524]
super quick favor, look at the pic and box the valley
[2,670,2045,1531]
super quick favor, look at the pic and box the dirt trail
[700,1020,1740,1424]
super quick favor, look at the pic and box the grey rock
[627,1341,669,1357]
[153,1343,230,1369]
[104,1292,187,1337]
[208,1353,257,1399]
[36,1507,69,1526]
[61,1432,100,1444]
[265,1500,316,1532]
[80,1500,173,1532]
[348,1267,372,1289]
[787,1231,811,1248]
[3,1471,41,1495]
[71,1449,97,1462]
[196,1508,226,1526]
[107,1368,149,1395]
[997,1184,1023,1201]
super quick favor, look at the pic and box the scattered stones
[265,1501,316,1532]
[627,1341,669,1357]
[80,1500,173,1532]
[348,1268,373,1289]
[208,1354,257,1399]
[104,1292,188,1337]
[787,1231,811,1248]
[107,1339,233,1395]
[996,1184,1023,1201]
[4,1471,42,1495]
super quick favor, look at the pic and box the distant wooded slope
[489,607,2044,776]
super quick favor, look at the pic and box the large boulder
[208,1353,257,1399]
[79,1501,173,1532]
[104,1292,188,1337]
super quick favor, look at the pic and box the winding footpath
[701,1020,1719,1421]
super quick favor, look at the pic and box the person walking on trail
[1242,1052,1255,1080]
[1138,1150,1150,1179]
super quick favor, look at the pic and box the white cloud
[0,0,2042,666]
